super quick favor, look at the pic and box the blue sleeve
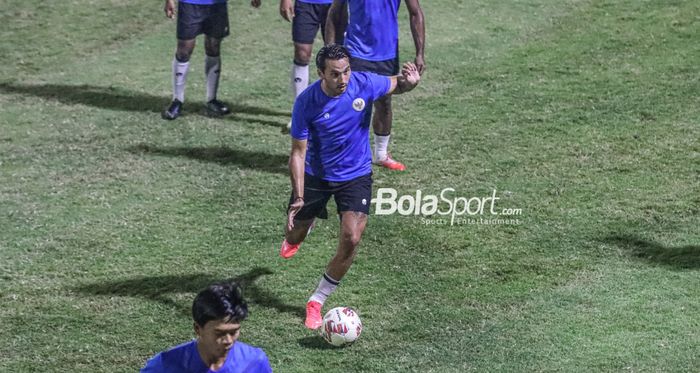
[367,73,392,101]
[140,354,164,373]
[290,95,309,140]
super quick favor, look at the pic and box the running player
[280,44,421,329]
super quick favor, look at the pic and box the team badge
[324,113,330,119]
[352,98,366,112]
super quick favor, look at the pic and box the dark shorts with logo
[292,1,343,44]
[289,173,372,220]
[350,54,400,76]
[177,2,230,40]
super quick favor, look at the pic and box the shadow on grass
[297,336,337,350]
[127,143,288,174]
[75,267,304,317]
[0,82,289,121]
[605,235,700,269]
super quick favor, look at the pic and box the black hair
[192,282,248,326]
[315,43,351,71]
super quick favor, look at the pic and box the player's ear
[193,322,201,336]
[317,68,324,79]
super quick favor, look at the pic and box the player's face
[195,318,241,358]
[319,58,351,96]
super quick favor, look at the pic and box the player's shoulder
[351,71,389,90]
[142,341,195,373]
[297,80,322,105]
[233,340,268,359]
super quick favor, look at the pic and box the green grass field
[1,0,699,371]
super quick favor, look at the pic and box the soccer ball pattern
[320,307,362,346]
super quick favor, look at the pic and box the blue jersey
[291,71,391,182]
[345,0,400,61]
[141,340,272,373]
[298,0,333,4]
[180,0,226,4]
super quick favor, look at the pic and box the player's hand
[251,0,262,8]
[414,55,425,75]
[279,0,294,21]
[164,0,176,19]
[287,199,304,231]
[401,62,421,86]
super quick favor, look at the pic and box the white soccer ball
[320,306,362,346]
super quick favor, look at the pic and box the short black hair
[315,43,351,71]
[192,282,248,326]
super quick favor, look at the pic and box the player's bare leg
[372,95,405,171]
[280,217,315,259]
[305,211,367,329]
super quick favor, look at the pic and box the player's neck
[196,341,229,370]
[320,81,341,98]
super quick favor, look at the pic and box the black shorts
[350,55,400,76]
[177,2,230,40]
[288,173,372,220]
[292,1,343,45]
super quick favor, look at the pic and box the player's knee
[175,50,192,62]
[340,230,362,249]
[294,44,312,65]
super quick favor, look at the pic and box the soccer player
[326,0,425,171]
[280,44,420,329]
[162,0,262,120]
[141,282,272,373]
[278,0,345,131]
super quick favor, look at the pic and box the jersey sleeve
[290,95,309,140]
[367,72,392,101]
[140,354,164,373]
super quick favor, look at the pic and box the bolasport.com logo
[371,188,523,226]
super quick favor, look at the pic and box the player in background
[162,0,262,120]
[326,0,425,171]
[278,0,346,131]
[280,44,421,329]
[141,282,272,372]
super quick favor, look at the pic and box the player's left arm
[325,0,347,45]
[405,0,426,74]
[386,62,421,95]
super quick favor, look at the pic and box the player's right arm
[325,0,347,45]
[164,0,176,19]
[279,0,294,21]
[287,138,307,231]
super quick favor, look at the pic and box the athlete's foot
[206,99,231,116]
[374,153,406,171]
[162,99,183,120]
[279,239,301,259]
[304,300,323,330]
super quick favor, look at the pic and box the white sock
[309,273,339,305]
[291,62,309,98]
[172,58,190,102]
[374,134,391,161]
[205,55,221,102]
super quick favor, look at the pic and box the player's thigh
[292,1,323,45]
[202,3,230,40]
[334,173,372,218]
[177,2,208,40]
